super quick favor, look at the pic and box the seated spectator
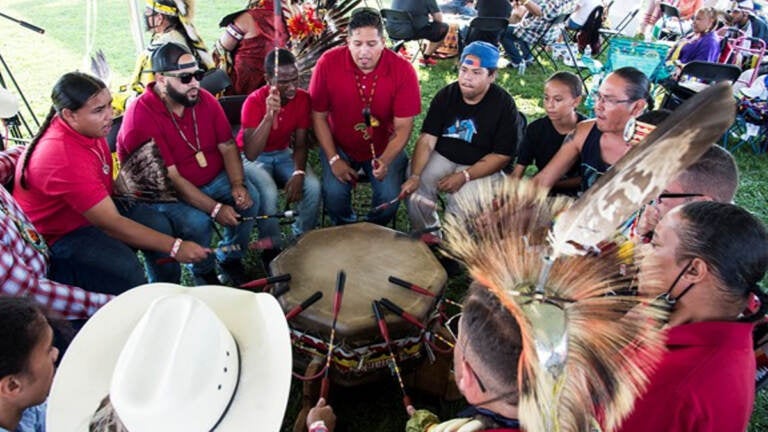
[619,201,767,431]
[0,296,58,432]
[214,0,288,95]
[13,72,209,295]
[440,0,478,17]
[501,0,577,68]
[238,48,321,264]
[0,147,112,320]
[566,0,603,30]
[400,42,518,233]
[729,0,768,45]
[635,144,738,241]
[510,71,585,196]
[637,0,703,39]
[391,0,451,66]
[534,67,649,192]
[673,7,722,65]
[118,42,260,286]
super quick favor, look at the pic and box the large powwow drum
[271,222,447,386]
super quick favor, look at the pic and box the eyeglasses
[594,92,636,107]
[445,313,488,393]
[162,69,205,84]
[656,192,704,204]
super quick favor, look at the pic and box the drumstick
[363,107,379,170]
[320,270,346,400]
[379,298,455,349]
[155,244,241,265]
[239,273,291,290]
[237,210,299,221]
[388,276,435,297]
[371,192,406,214]
[285,291,323,321]
[372,300,414,415]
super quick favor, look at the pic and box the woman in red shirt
[13,72,209,296]
[619,201,767,431]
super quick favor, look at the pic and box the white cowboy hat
[46,283,292,432]
[0,87,19,119]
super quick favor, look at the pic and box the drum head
[272,223,447,346]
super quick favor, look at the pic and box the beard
[166,85,198,108]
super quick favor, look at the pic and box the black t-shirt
[475,0,512,18]
[391,0,440,32]
[422,82,518,165]
[517,114,585,175]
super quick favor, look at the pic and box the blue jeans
[117,200,182,283]
[501,27,533,64]
[152,171,260,276]
[48,226,147,296]
[320,148,407,225]
[243,149,321,241]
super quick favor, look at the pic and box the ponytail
[19,107,56,189]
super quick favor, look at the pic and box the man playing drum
[400,41,519,235]
[118,42,260,286]
[309,7,421,226]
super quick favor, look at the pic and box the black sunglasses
[162,69,206,84]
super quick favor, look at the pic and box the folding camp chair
[380,9,428,63]
[463,16,509,49]
[529,13,573,72]
[657,2,685,41]
[723,36,767,87]
[598,6,639,57]
[660,61,741,110]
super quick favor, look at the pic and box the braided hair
[19,72,106,189]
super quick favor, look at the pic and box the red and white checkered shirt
[0,146,112,319]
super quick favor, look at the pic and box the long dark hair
[19,72,106,189]
[677,201,768,320]
[0,297,47,378]
[611,67,652,109]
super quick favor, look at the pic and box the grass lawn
[2,1,767,431]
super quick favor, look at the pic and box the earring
[623,116,636,144]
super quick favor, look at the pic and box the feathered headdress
[113,140,177,203]
[442,82,736,432]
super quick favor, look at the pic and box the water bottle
[518,62,526,75]
[583,46,592,60]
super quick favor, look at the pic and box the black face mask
[659,260,696,307]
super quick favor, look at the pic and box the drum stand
[0,12,44,146]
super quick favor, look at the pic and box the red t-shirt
[309,46,421,162]
[236,86,311,152]
[117,83,233,187]
[13,117,112,245]
[617,321,755,432]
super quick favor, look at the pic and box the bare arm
[82,197,209,262]
[400,133,438,196]
[243,87,281,161]
[373,116,415,180]
[533,121,589,189]
[219,139,254,215]
[284,128,309,203]
[218,13,256,52]
[312,110,357,183]
[437,153,512,193]
[522,0,543,17]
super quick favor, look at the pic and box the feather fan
[441,83,737,432]
[550,82,736,256]
[113,140,177,202]
[443,179,668,432]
